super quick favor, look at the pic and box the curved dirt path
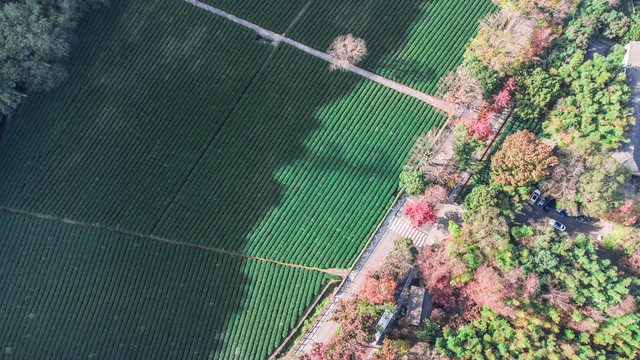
[184,0,457,115]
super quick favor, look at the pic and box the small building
[373,309,395,345]
[407,286,427,326]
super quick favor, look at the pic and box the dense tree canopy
[452,123,482,171]
[447,207,512,282]
[435,227,640,359]
[491,130,558,188]
[513,67,561,122]
[576,154,629,217]
[544,46,633,151]
[399,168,427,196]
[0,0,105,116]
[462,184,517,220]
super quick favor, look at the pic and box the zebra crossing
[389,217,432,247]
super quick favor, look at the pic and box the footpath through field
[184,0,457,115]
[0,206,337,275]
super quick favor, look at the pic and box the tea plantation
[0,0,494,358]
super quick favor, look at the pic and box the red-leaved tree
[468,110,494,140]
[602,199,638,226]
[359,272,396,304]
[404,202,436,228]
[490,77,515,113]
[528,28,553,59]
[431,278,459,310]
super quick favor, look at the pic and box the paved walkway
[292,194,408,355]
[184,0,457,115]
[289,195,462,357]
[389,218,431,247]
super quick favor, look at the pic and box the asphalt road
[511,202,605,238]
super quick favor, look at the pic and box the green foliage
[452,122,482,171]
[564,0,615,49]
[622,14,640,43]
[0,0,106,116]
[448,207,512,274]
[544,46,633,151]
[600,225,640,255]
[514,67,561,123]
[399,168,428,195]
[464,0,631,196]
[577,155,630,217]
[601,9,631,41]
[463,184,499,215]
[463,184,517,220]
[463,55,499,98]
[437,308,558,360]
[414,319,440,344]
[440,226,640,359]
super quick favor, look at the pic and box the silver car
[530,189,541,204]
[549,219,566,232]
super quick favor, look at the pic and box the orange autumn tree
[490,130,558,188]
[359,272,396,305]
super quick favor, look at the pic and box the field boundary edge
[0,206,336,275]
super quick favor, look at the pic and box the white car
[530,189,541,204]
[549,219,566,232]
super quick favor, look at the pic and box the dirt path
[1,206,338,275]
[184,0,457,115]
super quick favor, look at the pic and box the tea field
[0,0,494,358]
[0,212,327,359]
[287,0,496,93]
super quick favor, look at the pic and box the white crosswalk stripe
[389,217,432,247]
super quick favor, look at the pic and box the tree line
[0,0,106,122]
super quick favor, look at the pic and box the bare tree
[437,65,482,108]
[606,294,637,317]
[542,281,574,314]
[327,34,367,71]
[539,150,585,213]
[404,130,438,172]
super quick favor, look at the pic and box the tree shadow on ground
[0,0,436,358]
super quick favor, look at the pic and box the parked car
[536,196,550,208]
[530,189,541,205]
[543,199,556,212]
[549,219,566,232]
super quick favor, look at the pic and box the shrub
[423,184,448,206]
[414,319,441,344]
[399,168,427,195]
